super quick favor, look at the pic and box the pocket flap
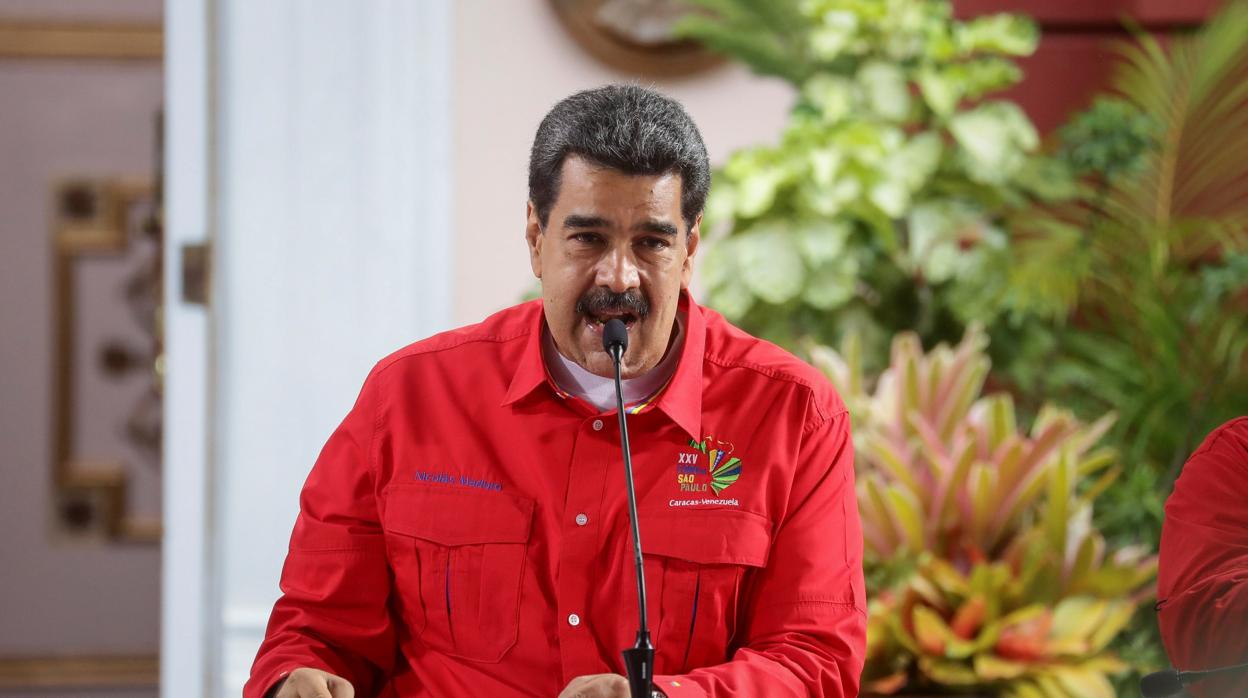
[384,486,535,546]
[642,508,772,567]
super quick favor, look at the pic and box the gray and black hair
[528,84,711,233]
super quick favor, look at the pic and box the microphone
[1140,661,1248,697]
[603,318,656,698]
[1140,670,1183,698]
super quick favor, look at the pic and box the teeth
[588,313,636,325]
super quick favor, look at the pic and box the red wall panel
[954,0,1220,132]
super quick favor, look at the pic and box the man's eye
[571,233,601,244]
[640,237,670,250]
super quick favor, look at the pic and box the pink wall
[0,0,163,677]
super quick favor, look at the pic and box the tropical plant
[676,0,1072,365]
[810,329,1156,696]
[996,0,1248,546]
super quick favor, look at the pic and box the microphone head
[602,318,629,356]
[1140,670,1184,698]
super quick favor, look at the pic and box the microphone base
[623,632,655,698]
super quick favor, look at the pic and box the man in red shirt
[1156,417,1248,696]
[246,85,866,698]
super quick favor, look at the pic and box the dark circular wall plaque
[549,0,723,77]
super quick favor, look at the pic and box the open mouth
[583,311,639,333]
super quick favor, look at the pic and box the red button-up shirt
[1157,417,1248,697]
[245,292,867,697]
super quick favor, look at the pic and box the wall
[0,2,162,696]
[955,0,1220,133]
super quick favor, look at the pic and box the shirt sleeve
[655,409,867,697]
[243,369,398,698]
[1157,417,1248,698]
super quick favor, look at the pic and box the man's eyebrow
[562,214,610,229]
[634,220,678,237]
[561,215,678,237]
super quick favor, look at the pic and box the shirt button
[592,419,604,431]
[568,613,581,627]
[575,513,588,526]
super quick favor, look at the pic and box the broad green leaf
[1043,447,1073,555]
[917,655,982,685]
[886,483,926,552]
[808,9,859,60]
[918,65,959,116]
[950,101,1039,183]
[864,477,901,551]
[969,463,997,543]
[735,225,806,303]
[1004,681,1047,698]
[794,220,850,265]
[912,605,955,656]
[803,74,856,123]
[804,256,859,309]
[870,181,911,219]
[1087,601,1136,652]
[973,652,1028,680]
[865,435,920,494]
[735,167,787,218]
[1050,665,1115,698]
[956,13,1038,56]
[859,60,911,121]
[702,241,755,319]
[1050,597,1103,644]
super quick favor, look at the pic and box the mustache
[575,288,650,319]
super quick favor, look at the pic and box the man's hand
[271,667,354,698]
[557,673,630,698]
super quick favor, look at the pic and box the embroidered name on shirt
[413,470,503,492]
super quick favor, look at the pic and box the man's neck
[542,313,685,413]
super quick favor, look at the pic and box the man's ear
[680,213,702,289]
[525,201,544,279]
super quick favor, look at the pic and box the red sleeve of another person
[1157,417,1248,697]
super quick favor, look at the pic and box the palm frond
[1105,0,1248,242]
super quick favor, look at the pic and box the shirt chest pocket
[383,486,535,663]
[644,509,772,674]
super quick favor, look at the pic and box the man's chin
[579,351,619,379]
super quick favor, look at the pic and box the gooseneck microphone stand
[1140,660,1248,697]
[603,318,656,698]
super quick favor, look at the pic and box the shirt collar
[502,290,704,441]
[501,301,550,407]
[653,291,704,441]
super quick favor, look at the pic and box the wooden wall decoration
[52,175,164,544]
[0,655,160,691]
[549,0,724,76]
[0,21,161,60]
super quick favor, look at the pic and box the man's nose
[595,246,640,293]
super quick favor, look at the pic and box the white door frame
[162,2,454,696]
[162,0,216,695]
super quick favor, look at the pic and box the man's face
[526,155,700,379]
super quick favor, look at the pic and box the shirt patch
[413,469,503,492]
[675,434,743,496]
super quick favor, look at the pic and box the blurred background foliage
[678,0,1248,694]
